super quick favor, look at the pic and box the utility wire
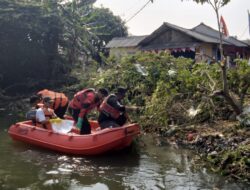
[125,0,142,16]
[125,0,154,23]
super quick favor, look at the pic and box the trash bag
[51,119,74,134]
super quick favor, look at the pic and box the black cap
[43,96,53,103]
[29,95,40,104]
[117,87,127,96]
[98,88,109,97]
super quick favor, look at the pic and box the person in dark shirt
[98,87,138,129]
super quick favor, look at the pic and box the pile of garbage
[162,121,250,182]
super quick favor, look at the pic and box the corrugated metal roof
[106,35,147,48]
[243,40,250,46]
[192,23,248,47]
[140,22,228,45]
[106,22,249,49]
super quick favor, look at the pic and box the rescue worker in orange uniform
[36,97,57,130]
[37,89,69,119]
[68,88,109,135]
[98,87,138,129]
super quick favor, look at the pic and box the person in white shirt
[36,97,57,130]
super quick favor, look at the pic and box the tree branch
[240,83,250,109]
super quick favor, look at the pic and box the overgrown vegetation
[77,52,250,130]
[0,0,127,96]
[66,52,249,181]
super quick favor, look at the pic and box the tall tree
[86,7,128,44]
[0,0,64,91]
[59,0,97,65]
[60,1,128,64]
[85,7,128,62]
[184,0,242,115]
[0,0,128,95]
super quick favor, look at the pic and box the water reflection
[2,141,140,190]
[0,115,249,190]
[126,135,247,190]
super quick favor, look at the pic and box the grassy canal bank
[157,121,250,182]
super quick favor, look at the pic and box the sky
[94,0,250,40]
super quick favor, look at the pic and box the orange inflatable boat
[8,120,140,155]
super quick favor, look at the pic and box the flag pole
[248,10,250,36]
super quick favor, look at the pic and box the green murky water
[0,113,248,190]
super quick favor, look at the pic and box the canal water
[0,113,248,190]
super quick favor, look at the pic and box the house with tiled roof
[106,22,250,62]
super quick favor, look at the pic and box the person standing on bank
[68,88,109,135]
[37,89,69,119]
[98,87,138,129]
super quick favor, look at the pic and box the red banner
[220,16,229,37]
